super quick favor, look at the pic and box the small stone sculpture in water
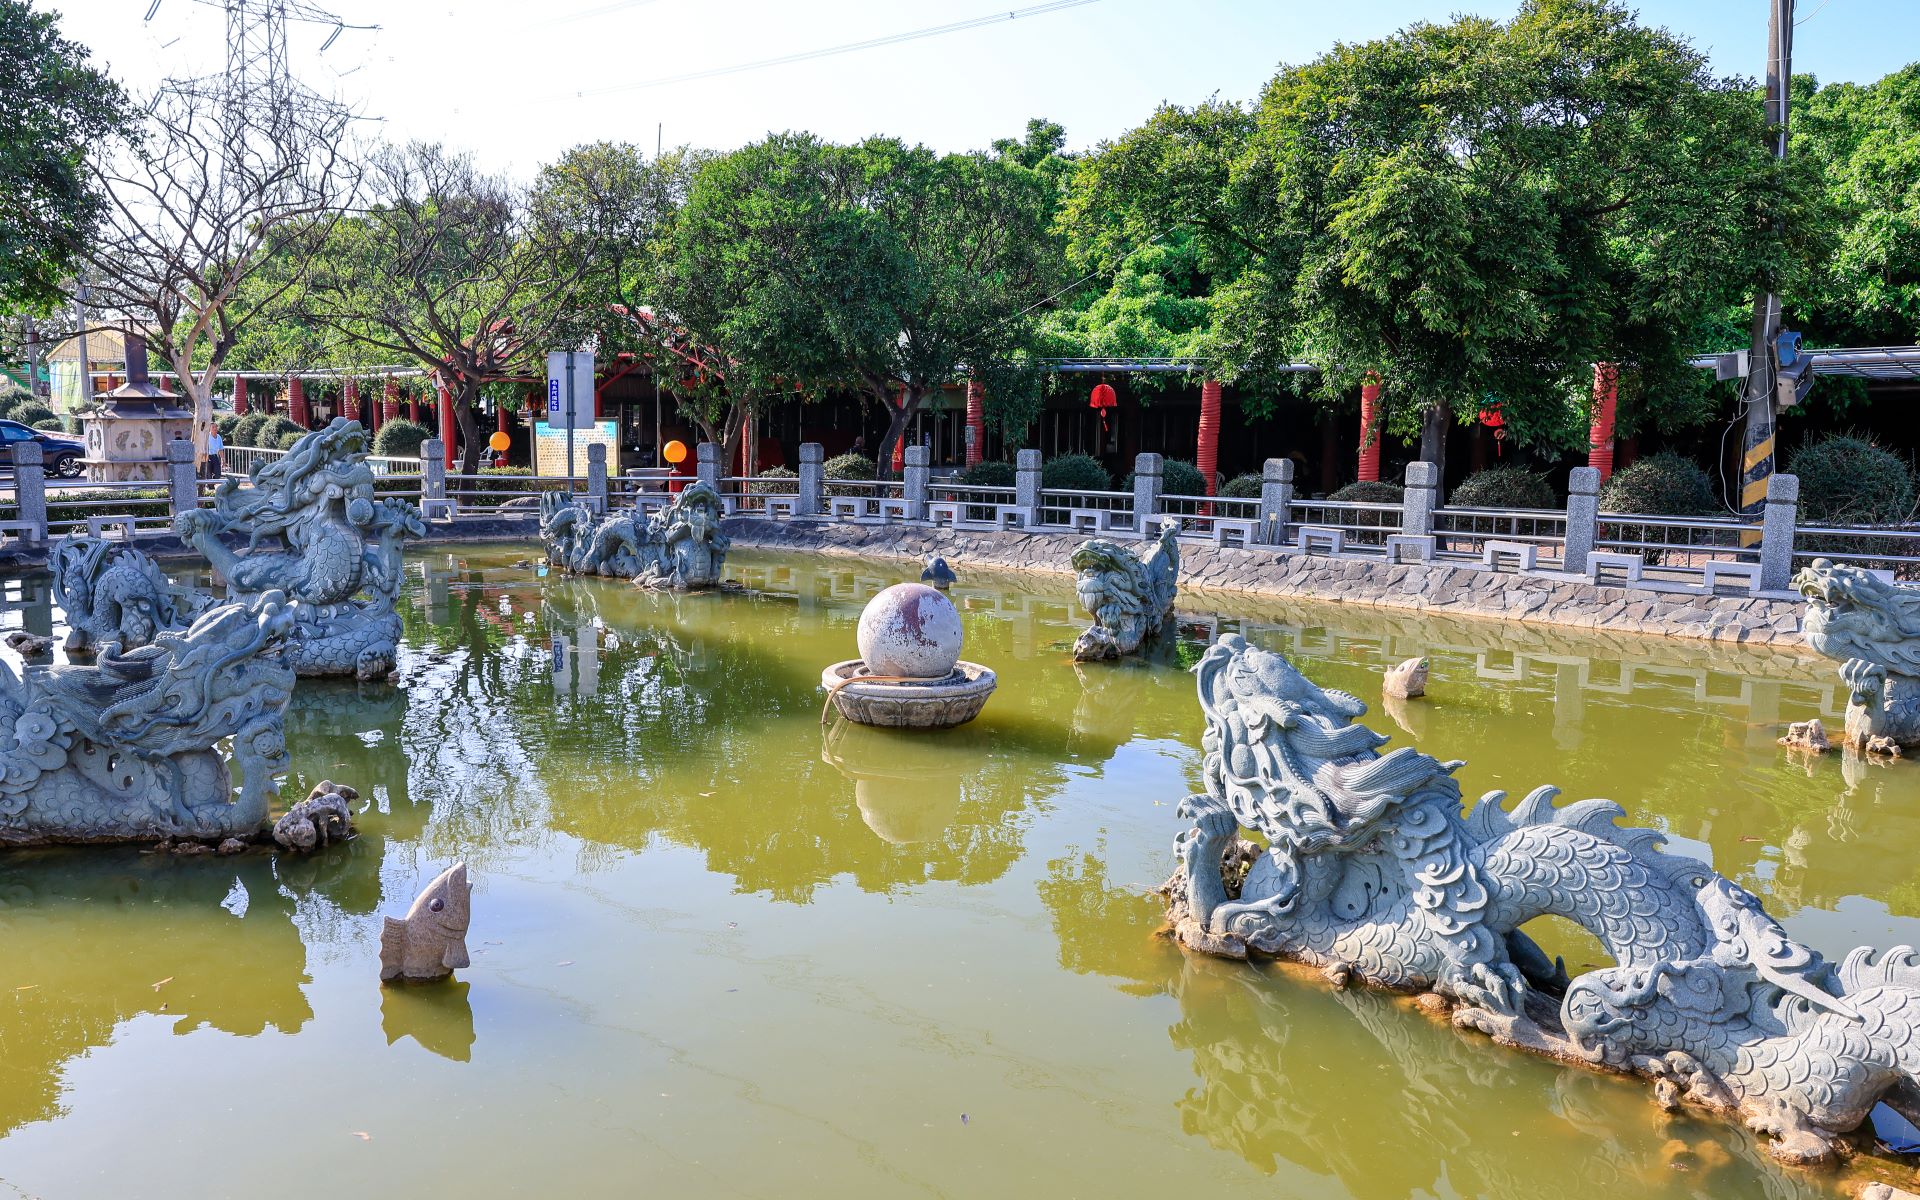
[1778,718,1832,753]
[539,481,731,590]
[381,861,472,984]
[0,593,296,845]
[1383,656,1428,698]
[920,552,956,591]
[1070,518,1181,662]
[1165,634,1920,1164]
[51,536,211,658]
[3,631,54,664]
[174,418,424,680]
[272,780,358,851]
[1796,558,1920,751]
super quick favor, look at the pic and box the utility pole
[23,318,43,401]
[73,286,92,410]
[1739,0,1794,531]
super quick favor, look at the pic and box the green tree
[1065,0,1818,460]
[0,0,127,314]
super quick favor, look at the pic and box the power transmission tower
[1738,0,1795,531]
[157,0,376,141]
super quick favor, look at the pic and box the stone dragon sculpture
[174,418,424,680]
[0,592,296,845]
[50,535,212,657]
[539,480,731,590]
[1070,517,1181,661]
[1796,558,1920,751]
[1166,634,1920,1164]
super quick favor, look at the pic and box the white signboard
[535,419,618,477]
[544,350,596,430]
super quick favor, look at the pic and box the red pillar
[891,389,907,474]
[964,380,985,467]
[1358,377,1383,482]
[232,376,250,416]
[408,391,420,424]
[437,380,456,469]
[1589,362,1618,481]
[383,378,400,423]
[288,378,311,427]
[739,409,756,477]
[343,379,362,424]
[1197,380,1222,496]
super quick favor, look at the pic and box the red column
[1589,362,1618,481]
[343,379,362,424]
[437,380,456,469]
[288,378,311,427]
[408,391,420,424]
[1197,380,1222,496]
[891,389,907,474]
[383,378,400,423]
[964,380,985,467]
[739,409,756,476]
[232,376,250,416]
[1358,376,1383,482]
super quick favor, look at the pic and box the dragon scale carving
[539,481,730,590]
[1167,635,1920,1164]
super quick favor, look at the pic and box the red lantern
[1089,382,1117,431]
[1478,404,1506,456]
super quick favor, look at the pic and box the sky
[49,0,1920,177]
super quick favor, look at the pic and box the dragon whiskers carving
[539,481,731,590]
[1796,558,1920,751]
[1071,517,1181,661]
[1166,635,1920,1164]
[0,592,296,845]
[173,418,424,680]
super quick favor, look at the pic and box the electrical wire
[560,0,1103,100]
[1795,0,1836,26]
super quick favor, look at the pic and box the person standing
[205,427,224,478]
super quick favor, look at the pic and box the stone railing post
[798,442,824,516]
[1401,461,1439,538]
[165,437,199,521]
[902,444,930,521]
[1563,466,1600,576]
[586,442,608,513]
[1015,448,1042,519]
[1759,472,1799,592]
[422,439,446,505]
[696,442,719,491]
[1132,452,1163,534]
[1259,458,1294,545]
[10,442,46,542]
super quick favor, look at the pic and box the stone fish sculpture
[381,861,472,983]
[1070,517,1181,662]
[174,418,425,680]
[0,593,296,845]
[1797,558,1920,751]
[1165,634,1920,1164]
[51,536,213,658]
[539,480,731,590]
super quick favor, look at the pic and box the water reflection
[381,979,476,1062]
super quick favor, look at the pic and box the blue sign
[548,378,561,413]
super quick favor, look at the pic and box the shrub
[824,451,876,497]
[13,403,55,427]
[1329,480,1405,503]
[1789,433,1918,525]
[1221,472,1263,499]
[214,414,241,439]
[275,429,308,450]
[373,418,430,458]
[750,465,798,495]
[230,413,267,448]
[1041,453,1110,492]
[959,459,1015,487]
[1123,458,1207,497]
[0,395,20,420]
[1598,452,1716,516]
[31,417,65,432]
[253,416,303,449]
[1449,465,1557,510]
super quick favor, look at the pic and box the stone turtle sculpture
[539,481,731,590]
[174,418,424,680]
[1070,517,1181,661]
[0,592,296,845]
[1165,634,1920,1164]
[381,861,472,983]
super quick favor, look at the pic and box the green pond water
[0,545,1910,1199]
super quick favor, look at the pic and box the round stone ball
[856,583,964,679]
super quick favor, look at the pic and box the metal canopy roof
[1049,347,1920,381]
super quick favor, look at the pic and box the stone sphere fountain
[821,583,996,728]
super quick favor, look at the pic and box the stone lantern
[81,329,194,482]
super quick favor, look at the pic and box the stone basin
[819,659,997,728]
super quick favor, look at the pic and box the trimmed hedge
[750,465,798,495]
[1221,472,1263,499]
[824,452,876,497]
[1330,480,1405,503]
[372,418,430,458]
[13,403,55,427]
[1124,458,1207,497]
[1598,452,1716,516]
[31,418,64,432]
[959,460,1015,487]
[1041,453,1111,492]
[1789,433,1917,525]
[1449,465,1557,510]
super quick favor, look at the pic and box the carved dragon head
[1796,559,1920,677]
[1070,538,1146,626]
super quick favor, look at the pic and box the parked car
[0,420,84,477]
